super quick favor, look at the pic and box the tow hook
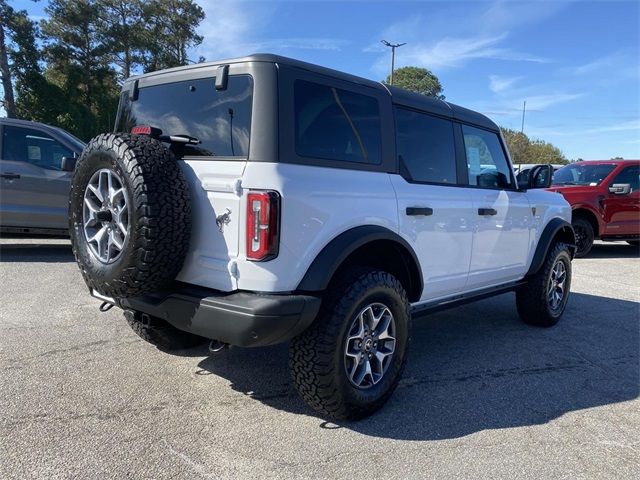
[208,339,229,353]
[99,301,114,312]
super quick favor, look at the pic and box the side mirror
[609,183,631,195]
[61,156,77,172]
[519,164,553,190]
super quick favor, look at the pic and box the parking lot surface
[1,237,638,479]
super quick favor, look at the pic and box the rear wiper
[131,125,201,145]
[161,134,201,145]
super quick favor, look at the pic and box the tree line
[1,0,204,140]
[2,3,568,163]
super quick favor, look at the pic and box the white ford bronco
[69,54,576,419]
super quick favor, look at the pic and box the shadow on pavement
[0,243,74,263]
[585,242,640,259]
[197,291,639,440]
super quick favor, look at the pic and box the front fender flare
[526,218,576,277]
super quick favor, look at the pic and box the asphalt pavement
[1,237,638,479]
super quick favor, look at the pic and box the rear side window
[462,125,513,189]
[116,75,253,157]
[2,125,72,170]
[395,108,456,184]
[294,80,381,164]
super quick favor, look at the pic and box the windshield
[115,75,253,157]
[552,163,616,186]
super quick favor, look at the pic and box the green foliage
[501,127,568,165]
[385,66,445,99]
[2,0,205,140]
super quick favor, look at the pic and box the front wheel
[516,242,572,327]
[572,217,594,257]
[289,268,410,420]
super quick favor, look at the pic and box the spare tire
[69,133,191,298]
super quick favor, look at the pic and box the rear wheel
[289,268,410,420]
[572,217,594,257]
[516,242,572,327]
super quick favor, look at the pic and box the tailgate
[176,160,245,291]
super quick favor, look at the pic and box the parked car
[0,118,85,235]
[549,160,640,256]
[68,54,576,419]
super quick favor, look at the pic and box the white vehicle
[69,54,576,419]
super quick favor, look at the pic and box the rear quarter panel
[236,162,398,292]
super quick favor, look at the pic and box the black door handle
[406,207,433,216]
[0,173,20,180]
[478,208,497,216]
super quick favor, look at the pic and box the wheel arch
[297,225,423,302]
[572,207,601,237]
[526,218,576,277]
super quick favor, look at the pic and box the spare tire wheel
[69,133,191,298]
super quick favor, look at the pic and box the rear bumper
[110,284,321,347]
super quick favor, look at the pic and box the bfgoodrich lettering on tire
[69,133,191,298]
[289,268,410,420]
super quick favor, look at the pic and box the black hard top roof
[128,53,499,131]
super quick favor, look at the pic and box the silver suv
[0,118,84,235]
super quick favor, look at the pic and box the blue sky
[9,0,640,159]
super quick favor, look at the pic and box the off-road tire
[69,133,191,298]
[123,310,206,352]
[516,242,572,327]
[289,268,410,420]
[572,217,594,257]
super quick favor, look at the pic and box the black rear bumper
[116,284,322,347]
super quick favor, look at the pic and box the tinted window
[294,80,381,164]
[611,165,639,191]
[2,126,72,171]
[116,75,253,157]
[462,125,513,188]
[553,163,616,186]
[395,108,456,184]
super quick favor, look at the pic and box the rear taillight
[246,191,280,261]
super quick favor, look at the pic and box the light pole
[381,40,406,85]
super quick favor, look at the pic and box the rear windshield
[553,163,616,186]
[115,75,253,157]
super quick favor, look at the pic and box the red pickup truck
[548,160,639,256]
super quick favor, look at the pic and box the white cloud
[366,1,557,75]
[585,120,640,134]
[521,93,585,111]
[191,1,347,62]
[489,75,522,93]
[384,33,548,72]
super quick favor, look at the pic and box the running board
[411,281,526,317]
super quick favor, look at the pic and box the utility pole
[521,100,526,133]
[381,40,406,85]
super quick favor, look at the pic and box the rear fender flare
[296,225,423,300]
